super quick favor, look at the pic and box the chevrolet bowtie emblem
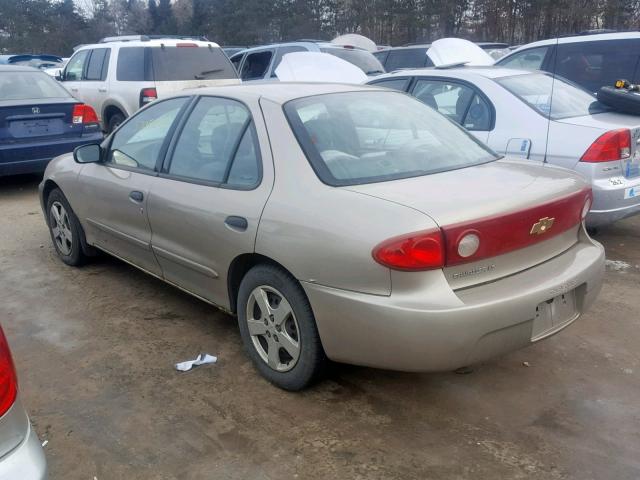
[530,217,555,235]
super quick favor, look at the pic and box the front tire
[237,264,326,391]
[46,188,87,266]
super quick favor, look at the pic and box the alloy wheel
[246,285,300,372]
[50,201,73,256]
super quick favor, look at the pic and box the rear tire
[237,264,326,391]
[46,188,88,267]
[107,112,125,134]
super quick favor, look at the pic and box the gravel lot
[1,174,639,480]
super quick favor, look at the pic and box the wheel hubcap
[50,201,73,256]
[246,285,300,372]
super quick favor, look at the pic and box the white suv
[58,35,240,132]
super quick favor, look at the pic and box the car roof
[233,41,368,56]
[0,64,41,72]
[378,66,533,80]
[181,82,386,104]
[507,31,640,54]
[76,39,221,50]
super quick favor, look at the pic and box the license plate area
[531,290,578,341]
[9,119,63,138]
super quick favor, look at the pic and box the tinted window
[150,46,237,81]
[555,40,640,92]
[64,50,89,81]
[497,73,608,119]
[371,78,409,91]
[241,50,273,80]
[86,48,109,81]
[285,91,498,186]
[0,71,71,100]
[169,97,260,187]
[373,50,389,66]
[109,98,187,171]
[230,53,244,72]
[271,46,308,77]
[386,48,430,70]
[320,47,385,75]
[498,46,549,70]
[117,47,147,81]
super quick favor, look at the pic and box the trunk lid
[0,98,83,144]
[558,112,640,178]
[346,158,590,289]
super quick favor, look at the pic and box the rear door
[147,95,274,308]
[76,97,189,275]
[410,78,493,142]
[79,48,111,124]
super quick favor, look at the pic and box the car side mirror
[55,70,63,81]
[73,143,102,164]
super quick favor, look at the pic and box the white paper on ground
[427,38,495,68]
[175,353,217,372]
[274,52,367,84]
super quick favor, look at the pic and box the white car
[58,35,240,132]
[369,67,640,227]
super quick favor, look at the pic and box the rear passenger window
[240,51,273,80]
[168,97,260,187]
[271,46,307,77]
[499,46,549,70]
[109,98,187,171]
[386,48,429,70]
[412,79,492,131]
[85,48,110,81]
[555,40,640,93]
[117,47,147,81]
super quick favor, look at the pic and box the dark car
[0,65,103,176]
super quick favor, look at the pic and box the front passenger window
[64,50,89,81]
[108,98,187,171]
[168,96,260,187]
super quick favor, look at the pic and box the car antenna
[543,35,560,164]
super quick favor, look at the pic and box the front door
[75,96,190,276]
[61,49,90,101]
[147,95,274,309]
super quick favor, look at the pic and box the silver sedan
[369,67,640,228]
[40,83,604,390]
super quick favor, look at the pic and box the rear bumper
[0,420,47,480]
[304,233,605,372]
[587,175,640,227]
[0,133,102,176]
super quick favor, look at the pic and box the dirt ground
[1,174,639,480]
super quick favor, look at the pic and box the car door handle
[129,191,144,202]
[225,216,248,231]
[70,88,78,92]
[98,88,107,93]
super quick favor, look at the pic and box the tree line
[1,0,639,56]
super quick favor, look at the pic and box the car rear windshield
[496,73,609,119]
[320,47,385,75]
[0,71,71,100]
[285,91,499,186]
[116,46,238,81]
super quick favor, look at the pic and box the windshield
[496,73,609,119]
[0,71,71,100]
[284,91,499,186]
[320,47,385,75]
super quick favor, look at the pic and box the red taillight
[372,229,444,271]
[71,104,99,125]
[580,129,631,163]
[0,326,17,417]
[140,88,158,107]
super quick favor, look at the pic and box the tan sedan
[39,83,605,390]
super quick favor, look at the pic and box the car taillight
[0,326,17,417]
[139,88,158,107]
[72,104,99,125]
[372,229,444,271]
[580,129,631,163]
